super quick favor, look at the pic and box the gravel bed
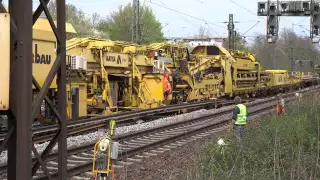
[115,126,226,180]
[0,96,278,165]
[0,108,216,165]
[117,111,274,180]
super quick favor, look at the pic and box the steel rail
[32,85,320,179]
[34,99,281,179]
[0,98,272,174]
[0,85,319,178]
[0,99,233,144]
[2,84,318,144]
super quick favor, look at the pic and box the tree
[47,1,97,39]
[96,3,164,44]
[222,32,248,51]
[194,26,211,39]
[250,29,320,72]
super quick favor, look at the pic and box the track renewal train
[1,14,319,127]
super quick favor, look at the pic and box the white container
[70,55,87,70]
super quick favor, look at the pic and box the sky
[2,0,312,42]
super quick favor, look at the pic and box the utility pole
[291,47,294,71]
[228,14,235,50]
[132,0,141,44]
[271,44,276,69]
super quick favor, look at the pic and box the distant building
[166,37,226,48]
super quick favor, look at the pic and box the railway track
[0,83,310,145]
[0,99,234,144]
[1,85,317,179]
[34,98,292,179]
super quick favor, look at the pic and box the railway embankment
[121,90,320,180]
[180,91,320,180]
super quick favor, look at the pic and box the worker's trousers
[234,125,244,147]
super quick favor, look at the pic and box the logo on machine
[105,55,125,64]
[33,44,52,64]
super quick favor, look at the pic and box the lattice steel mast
[0,0,68,179]
[228,14,235,50]
[132,0,141,44]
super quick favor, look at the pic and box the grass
[183,93,320,180]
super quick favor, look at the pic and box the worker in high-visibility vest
[276,94,285,118]
[163,74,172,100]
[231,96,247,146]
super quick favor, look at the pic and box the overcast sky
[3,0,312,41]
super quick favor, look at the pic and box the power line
[146,0,227,30]
[299,25,311,33]
[218,20,263,24]
[298,26,309,37]
[241,21,260,36]
[158,0,225,38]
[297,16,308,25]
[205,23,224,38]
[228,0,265,20]
[158,0,199,28]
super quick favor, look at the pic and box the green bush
[187,95,320,180]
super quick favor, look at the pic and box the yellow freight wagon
[264,70,291,86]
[31,18,90,122]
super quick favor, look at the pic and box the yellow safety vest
[235,104,247,125]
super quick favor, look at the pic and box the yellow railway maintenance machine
[92,120,119,180]
[0,13,87,126]
[0,13,10,112]
[66,55,88,120]
[145,42,188,104]
[0,13,10,130]
[30,17,91,124]
[66,38,171,116]
[163,44,309,102]
[166,45,236,102]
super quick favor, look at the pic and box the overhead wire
[158,0,199,28]
[146,0,227,30]
[297,16,308,25]
[299,24,311,33]
[224,0,266,38]
[205,23,225,38]
[298,26,309,37]
[228,0,265,20]
[241,21,261,36]
[147,0,229,38]
[46,0,262,39]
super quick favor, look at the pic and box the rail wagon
[26,34,320,124]
[66,38,172,118]
[2,13,319,127]
[151,44,320,103]
[31,18,79,123]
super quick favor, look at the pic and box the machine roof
[33,18,76,33]
[67,38,114,50]
[66,38,147,52]
[147,43,185,50]
[3,10,76,33]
